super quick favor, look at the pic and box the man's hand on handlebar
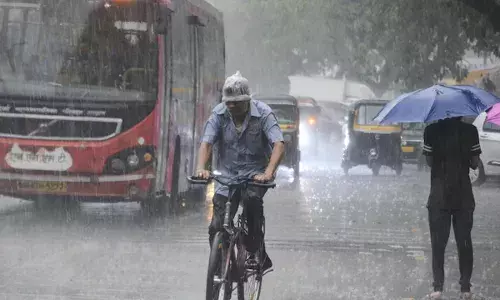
[253,172,274,183]
[196,169,211,180]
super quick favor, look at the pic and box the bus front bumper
[0,171,155,202]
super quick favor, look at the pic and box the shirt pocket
[221,121,238,145]
[245,121,262,154]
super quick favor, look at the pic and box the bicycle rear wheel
[236,235,262,300]
[206,232,233,300]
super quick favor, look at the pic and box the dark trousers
[428,208,474,292]
[209,190,268,256]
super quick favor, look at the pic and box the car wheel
[395,163,403,176]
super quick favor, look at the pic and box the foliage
[215,0,500,96]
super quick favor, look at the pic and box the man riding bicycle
[195,71,285,272]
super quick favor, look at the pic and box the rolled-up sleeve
[262,112,284,144]
[200,113,220,144]
[470,127,482,156]
[423,126,433,156]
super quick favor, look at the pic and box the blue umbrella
[373,84,500,124]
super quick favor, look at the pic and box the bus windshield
[0,0,158,101]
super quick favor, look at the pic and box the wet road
[0,155,499,299]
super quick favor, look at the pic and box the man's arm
[195,114,220,178]
[196,142,213,172]
[261,112,285,178]
[470,127,482,170]
[265,142,285,177]
[422,125,433,167]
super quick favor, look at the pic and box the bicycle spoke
[207,233,233,300]
[236,236,262,300]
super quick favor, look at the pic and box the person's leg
[428,208,452,293]
[208,192,240,247]
[245,188,272,270]
[452,209,474,293]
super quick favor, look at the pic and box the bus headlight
[127,154,140,167]
[104,146,155,174]
[111,158,126,172]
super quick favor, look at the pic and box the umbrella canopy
[486,103,500,126]
[373,84,500,124]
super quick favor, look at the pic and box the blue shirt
[201,99,284,197]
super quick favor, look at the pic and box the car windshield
[270,105,296,124]
[356,104,385,125]
[0,0,158,101]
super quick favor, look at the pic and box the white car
[470,112,500,186]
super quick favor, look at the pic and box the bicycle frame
[189,173,275,241]
[188,174,275,298]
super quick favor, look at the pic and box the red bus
[0,0,225,213]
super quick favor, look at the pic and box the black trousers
[209,190,267,255]
[428,208,474,292]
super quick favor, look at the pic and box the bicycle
[187,173,276,300]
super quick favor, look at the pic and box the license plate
[18,181,67,192]
[401,146,415,153]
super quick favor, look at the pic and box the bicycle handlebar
[187,174,276,188]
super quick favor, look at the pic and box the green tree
[215,0,500,97]
[288,0,474,95]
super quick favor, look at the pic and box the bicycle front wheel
[236,237,262,300]
[206,232,232,300]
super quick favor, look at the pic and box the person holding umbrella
[422,117,480,299]
[373,84,500,300]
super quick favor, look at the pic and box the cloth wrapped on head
[222,71,251,102]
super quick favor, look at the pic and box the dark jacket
[422,119,481,209]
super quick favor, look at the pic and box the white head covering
[221,71,251,102]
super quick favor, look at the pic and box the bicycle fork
[214,193,236,285]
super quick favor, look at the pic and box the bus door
[188,15,204,180]
[154,7,172,195]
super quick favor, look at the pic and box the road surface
[0,154,499,299]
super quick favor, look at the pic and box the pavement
[0,149,499,299]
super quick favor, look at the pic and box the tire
[293,158,300,185]
[343,166,349,176]
[470,159,486,187]
[294,159,300,178]
[395,163,403,176]
[206,232,233,300]
[236,236,262,300]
